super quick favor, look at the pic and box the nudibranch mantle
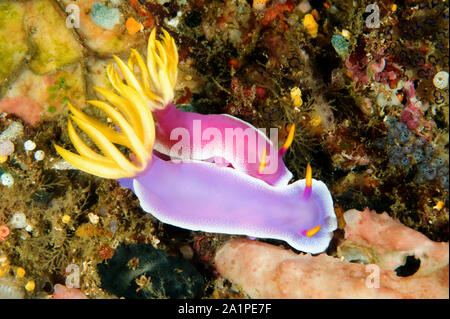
[153,102,293,186]
[119,156,336,254]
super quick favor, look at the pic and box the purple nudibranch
[54,29,337,253]
[119,155,337,254]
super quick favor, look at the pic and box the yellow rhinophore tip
[306,163,312,188]
[306,225,322,237]
[258,147,267,174]
[303,163,312,199]
[282,123,295,152]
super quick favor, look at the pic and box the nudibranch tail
[303,164,312,199]
[54,87,154,179]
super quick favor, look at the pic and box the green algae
[0,2,29,89]
[45,63,86,113]
[26,0,84,74]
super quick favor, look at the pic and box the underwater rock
[97,243,205,299]
[58,0,142,55]
[0,64,86,126]
[340,208,449,274]
[86,58,115,99]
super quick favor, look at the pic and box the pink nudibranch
[153,103,294,186]
[55,98,337,253]
[119,154,337,254]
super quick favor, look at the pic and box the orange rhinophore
[303,164,312,199]
[306,225,322,237]
[279,123,295,156]
[259,147,267,174]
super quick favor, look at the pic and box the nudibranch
[54,92,337,255]
[105,28,294,186]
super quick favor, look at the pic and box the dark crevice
[394,255,421,277]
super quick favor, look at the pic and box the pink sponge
[215,209,449,299]
[52,284,88,299]
[343,208,449,274]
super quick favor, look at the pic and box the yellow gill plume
[54,86,155,179]
[109,28,178,111]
